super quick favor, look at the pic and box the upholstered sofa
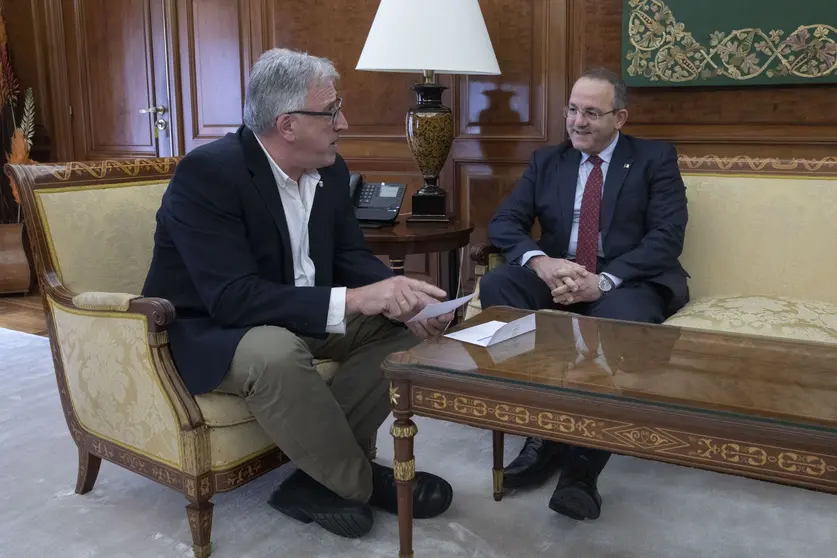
[5,158,375,557]
[467,155,837,343]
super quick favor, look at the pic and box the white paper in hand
[444,313,536,347]
[406,293,474,323]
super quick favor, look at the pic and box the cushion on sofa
[664,295,837,344]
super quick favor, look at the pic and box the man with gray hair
[143,48,454,539]
[479,68,689,521]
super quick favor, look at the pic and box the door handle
[139,105,168,115]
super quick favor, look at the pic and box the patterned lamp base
[405,81,453,223]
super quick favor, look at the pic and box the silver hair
[243,48,340,135]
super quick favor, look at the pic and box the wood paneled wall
[177,0,257,153]
[16,0,837,286]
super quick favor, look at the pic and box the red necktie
[575,155,603,273]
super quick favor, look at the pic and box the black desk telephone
[349,173,405,227]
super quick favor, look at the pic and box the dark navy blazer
[487,133,689,314]
[142,126,393,394]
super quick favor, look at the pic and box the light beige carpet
[1,326,836,557]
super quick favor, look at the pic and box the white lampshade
[356,0,501,75]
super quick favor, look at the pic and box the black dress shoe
[268,470,374,538]
[369,462,453,519]
[547,452,606,520]
[503,437,571,490]
[548,476,602,520]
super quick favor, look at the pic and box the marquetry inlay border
[678,154,837,175]
[411,388,837,486]
[213,448,288,492]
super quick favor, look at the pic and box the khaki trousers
[215,314,418,502]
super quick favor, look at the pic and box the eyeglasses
[286,97,343,125]
[563,106,619,121]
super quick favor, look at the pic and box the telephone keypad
[359,184,377,206]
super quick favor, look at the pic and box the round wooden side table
[362,219,474,298]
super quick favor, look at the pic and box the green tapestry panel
[622,0,837,86]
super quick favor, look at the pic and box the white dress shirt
[255,135,347,334]
[521,132,622,287]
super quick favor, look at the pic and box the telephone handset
[349,173,405,226]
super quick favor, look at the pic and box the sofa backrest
[6,159,179,296]
[678,156,837,304]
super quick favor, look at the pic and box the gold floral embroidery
[665,295,837,344]
[50,301,182,467]
[626,0,837,83]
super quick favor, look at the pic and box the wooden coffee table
[382,307,837,558]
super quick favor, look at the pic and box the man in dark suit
[142,48,454,539]
[479,68,689,521]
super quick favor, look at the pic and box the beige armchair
[5,158,375,557]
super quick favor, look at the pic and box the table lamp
[356,0,500,223]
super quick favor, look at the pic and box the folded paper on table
[407,293,474,323]
[444,313,536,347]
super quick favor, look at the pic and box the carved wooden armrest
[469,243,501,266]
[71,293,176,327]
[73,292,142,312]
[69,290,178,329]
[41,269,176,327]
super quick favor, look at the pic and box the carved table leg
[390,258,405,276]
[390,381,415,558]
[186,499,214,558]
[492,430,504,502]
[75,447,101,495]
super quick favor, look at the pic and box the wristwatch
[597,274,614,294]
